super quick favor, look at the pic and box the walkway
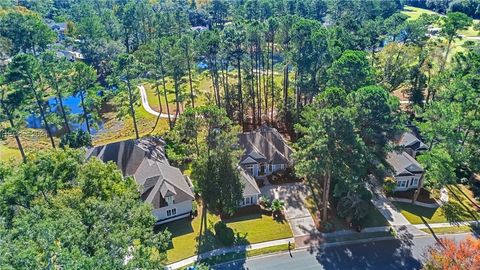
[413,220,479,230]
[260,183,317,248]
[138,85,177,119]
[166,237,294,270]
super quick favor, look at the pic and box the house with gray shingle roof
[386,128,427,192]
[386,151,424,191]
[86,137,195,224]
[238,125,293,178]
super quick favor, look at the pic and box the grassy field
[420,225,478,235]
[402,5,438,21]
[393,185,480,224]
[159,205,292,263]
[0,144,20,161]
[402,5,479,38]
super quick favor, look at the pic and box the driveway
[261,183,317,246]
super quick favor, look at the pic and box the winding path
[138,85,177,119]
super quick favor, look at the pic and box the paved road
[214,233,471,270]
[138,85,177,118]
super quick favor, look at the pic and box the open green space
[402,5,438,21]
[393,185,480,225]
[420,225,479,235]
[0,144,20,161]
[159,205,292,263]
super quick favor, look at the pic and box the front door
[259,163,265,175]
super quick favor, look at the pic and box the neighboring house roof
[398,132,428,152]
[386,151,424,177]
[239,169,261,197]
[86,137,194,206]
[238,124,293,166]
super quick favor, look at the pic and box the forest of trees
[0,0,480,268]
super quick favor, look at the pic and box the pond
[26,94,104,135]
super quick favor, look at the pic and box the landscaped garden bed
[267,168,303,185]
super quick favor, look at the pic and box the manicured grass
[93,103,169,146]
[362,202,390,228]
[0,144,20,161]
[159,205,292,263]
[393,186,480,225]
[393,202,449,224]
[402,5,438,21]
[420,225,477,235]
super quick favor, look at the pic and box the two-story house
[86,137,195,224]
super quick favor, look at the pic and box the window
[245,197,250,205]
[397,180,406,187]
[246,165,254,175]
[167,208,177,217]
[412,178,419,187]
[165,196,174,206]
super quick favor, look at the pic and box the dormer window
[165,195,175,206]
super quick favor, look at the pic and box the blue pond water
[26,95,104,135]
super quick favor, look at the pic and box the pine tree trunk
[79,90,91,134]
[270,37,275,123]
[126,75,139,140]
[30,78,56,148]
[173,77,181,126]
[250,45,256,127]
[283,64,289,116]
[3,107,26,162]
[186,45,195,108]
[159,57,172,129]
[322,169,331,222]
[237,57,244,131]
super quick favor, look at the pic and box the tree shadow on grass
[441,202,472,224]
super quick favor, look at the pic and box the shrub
[214,221,235,246]
[383,176,397,195]
[60,130,92,148]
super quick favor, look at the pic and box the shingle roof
[239,169,261,197]
[386,151,424,176]
[399,132,428,151]
[238,125,293,166]
[86,137,194,205]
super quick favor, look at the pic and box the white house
[386,151,424,192]
[238,125,293,177]
[238,169,261,207]
[86,137,195,224]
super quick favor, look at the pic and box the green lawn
[0,144,20,162]
[420,225,478,235]
[362,202,390,228]
[402,5,438,21]
[159,206,292,263]
[393,185,480,224]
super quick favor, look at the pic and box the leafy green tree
[0,76,26,161]
[295,88,368,223]
[40,51,73,133]
[327,50,374,93]
[0,7,55,55]
[6,54,56,148]
[110,53,141,139]
[439,12,472,71]
[71,61,102,135]
[417,146,456,189]
[347,85,403,155]
[60,129,92,149]
[0,149,171,269]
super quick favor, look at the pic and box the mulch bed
[391,189,437,204]
[267,168,303,185]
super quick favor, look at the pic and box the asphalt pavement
[214,233,471,270]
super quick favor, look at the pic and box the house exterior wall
[238,194,259,207]
[244,163,286,177]
[152,200,192,224]
[393,173,423,191]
